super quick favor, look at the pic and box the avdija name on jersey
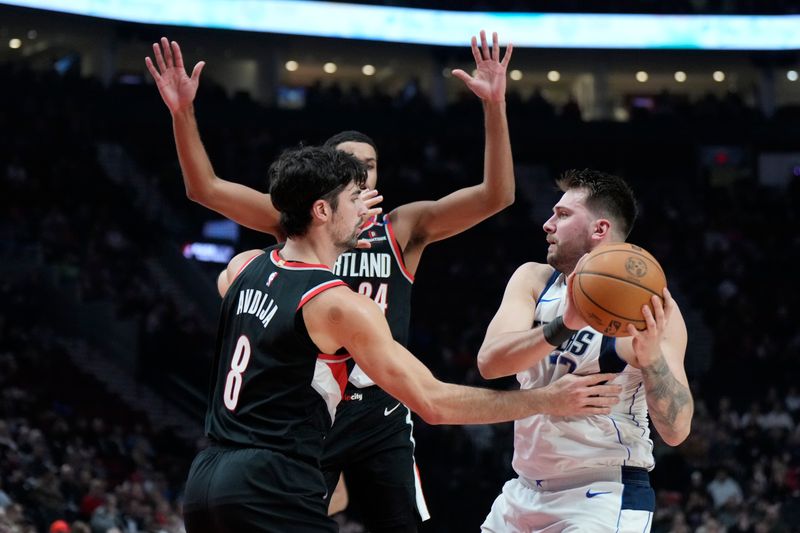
[235,288,279,328]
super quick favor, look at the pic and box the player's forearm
[480,100,515,209]
[477,327,553,379]
[171,107,219,204]
[425,382,550,425]
[641,355,693,446]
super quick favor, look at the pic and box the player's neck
[280,237,340,269]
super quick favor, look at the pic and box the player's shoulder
[301,284,383,327]
[228,249,265,276]
[512,262,555,289]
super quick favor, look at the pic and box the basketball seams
[577,271,663,297]
[575,274,647,326]
[583,246,665,276]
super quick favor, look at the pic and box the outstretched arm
[390,31,515,272]
[146,39,383,242]
[146,37,283,236]
[303,288,620,425]
[617,289,693,446]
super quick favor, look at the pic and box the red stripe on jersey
[270,249,331,271]
[384,215,415,283]
[233,253,262,281]
[360,216,378,231]
[296,280,348,310]
[319,357,349,397]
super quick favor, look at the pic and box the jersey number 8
[223,335,251,411]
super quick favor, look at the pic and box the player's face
[330,181,367,250]
[336,141,378,190]
[542,189,595,274]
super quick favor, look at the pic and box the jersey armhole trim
[384,214,415,283]
[535,269,561,305]
[296,280,348,310]
[232,253,262,282]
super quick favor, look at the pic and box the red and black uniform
[183,245,348,533]
[323,215,429,532]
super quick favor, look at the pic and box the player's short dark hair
[269,146,367,237]
[556,169,638,238]
[324,130,378,157]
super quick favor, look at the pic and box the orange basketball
[573,243,666,337]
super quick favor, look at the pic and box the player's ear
[311,199,331,222]
[592,218,611,240]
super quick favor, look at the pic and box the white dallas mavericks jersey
[512,270,654,481]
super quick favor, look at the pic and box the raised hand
[542,373,622,417]
[626,288,675,369]
[355,189,384,249]
[451,30,513,103]
[145,37,205,114]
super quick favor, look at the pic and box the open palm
[452,30,513,103]
[145,37,205,114]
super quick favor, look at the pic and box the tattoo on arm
[642,356,693,427]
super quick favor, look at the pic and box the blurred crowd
[0,278,192,532]
[1,57,799,532]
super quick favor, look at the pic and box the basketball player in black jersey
[146,32,585,531]
[181,144,622,532]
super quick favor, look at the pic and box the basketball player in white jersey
[477,169,693,532]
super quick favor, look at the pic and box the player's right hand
[355,189,383,249]
[541,373,622,416]
[145,37,205,114]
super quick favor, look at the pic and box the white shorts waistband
[518,466,649,492]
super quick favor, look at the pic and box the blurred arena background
[1,1,799,531]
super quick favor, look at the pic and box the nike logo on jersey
[586,490,613,498]
[384,403,401,416]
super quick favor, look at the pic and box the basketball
[573,243,666,337]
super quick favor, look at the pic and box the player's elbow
[408,396,442,425]
[485,189,515,213]
[185,183,208,204]
[499,188,515,209]
[660,424,691,447]
[184,175,217,205]
[477,348,502,380]
[408,388,448,425]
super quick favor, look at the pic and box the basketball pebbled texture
[573,243,666,337]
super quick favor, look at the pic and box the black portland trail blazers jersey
[206,245,350,464]
[331,214,414,387]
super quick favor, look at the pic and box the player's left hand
[356,189,383,249]
[451,30,513,103]
[626,287,675,369]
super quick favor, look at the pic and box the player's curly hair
[269,146,367,237]
[557,169,638,238]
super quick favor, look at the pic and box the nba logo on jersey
[368,230,377,238]
[266,272,278,287]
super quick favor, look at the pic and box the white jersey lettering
[333,252,392,279]
[235,289,279,329]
